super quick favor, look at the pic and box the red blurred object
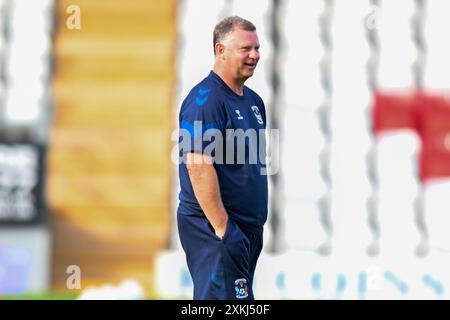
[417,93,450,182]
[372,89,450,183]
[372,89,419,134]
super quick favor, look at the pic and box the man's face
[220,27,260,81]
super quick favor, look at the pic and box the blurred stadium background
[0,0,449,299]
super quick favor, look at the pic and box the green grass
[1,292,78,300]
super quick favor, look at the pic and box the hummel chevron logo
[196,96,209,106]
[196,87,211,106]
[198,88,211,95]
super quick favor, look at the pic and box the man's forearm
[186,152,228,237]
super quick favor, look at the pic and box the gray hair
[213,16,256,55]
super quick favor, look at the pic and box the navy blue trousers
[177,213,263,300]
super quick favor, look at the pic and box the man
[177,16,268,300]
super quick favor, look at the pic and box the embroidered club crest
[234,278,249,299]
[251,106,264,125]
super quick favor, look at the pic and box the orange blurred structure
[47,0,177,295]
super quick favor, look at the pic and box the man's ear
[215,43,225,57]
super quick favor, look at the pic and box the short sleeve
[179,86,227,155]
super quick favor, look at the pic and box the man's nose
[249,49,259,61]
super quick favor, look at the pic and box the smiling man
[177,16,268,300]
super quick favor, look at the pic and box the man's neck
[213,65,245,96]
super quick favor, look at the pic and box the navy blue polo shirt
[178,71,268,233]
